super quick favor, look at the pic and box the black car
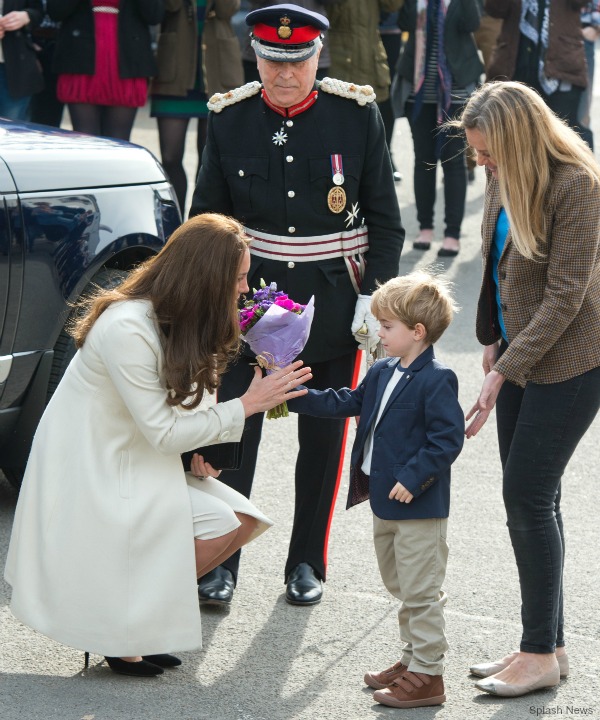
[0,120,180,488]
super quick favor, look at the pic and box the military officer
[190,3,404,606]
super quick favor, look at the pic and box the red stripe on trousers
[321,349,362,572]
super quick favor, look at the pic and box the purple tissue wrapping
[243,296,314,369]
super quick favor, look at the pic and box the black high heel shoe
[142,654,182,668]
[104,656,164,677]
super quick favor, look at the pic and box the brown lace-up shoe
[373,670,446,708]
[364,660,408,690]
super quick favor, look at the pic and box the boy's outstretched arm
[286,379,366,419]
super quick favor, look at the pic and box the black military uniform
[190,3,404,605]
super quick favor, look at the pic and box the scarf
[519,0,559,94]
[413,0,453,123]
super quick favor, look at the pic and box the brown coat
[151,0,240,97]
[327,0,405,103]
[150,0,198,96]
[485,0,588,88]
[476,164,600,387]
[203,0,243,95]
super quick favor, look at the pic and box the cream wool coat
[5,299,246,657]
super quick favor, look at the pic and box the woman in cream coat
[4,213,311,677]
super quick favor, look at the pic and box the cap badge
[277,16,293,39]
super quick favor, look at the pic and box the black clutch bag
[181,439,243,472]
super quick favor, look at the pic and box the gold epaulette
[318,77,376,106]
[207,82,262,113]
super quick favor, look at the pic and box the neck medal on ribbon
[327,154,346,214]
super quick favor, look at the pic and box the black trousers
[215,351,358,583]
[496,364,600,652]
[405,101,467,239]
[30,38,64,128]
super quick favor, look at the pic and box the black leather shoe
[393,170,403,183]
[104,657,164,677]
[142,654,182,668]
[285,563,323,606]
[198,566,235,606]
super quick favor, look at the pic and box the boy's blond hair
[371,270,458,345]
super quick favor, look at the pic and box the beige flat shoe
[470,651,569,679]
[475,666,560,697]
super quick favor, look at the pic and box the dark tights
[68,103,138,141]
[157,117,208,214]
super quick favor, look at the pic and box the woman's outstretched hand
[465,368,505,438]
[240,361,312,417]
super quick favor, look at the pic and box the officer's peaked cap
[246,3,329,63]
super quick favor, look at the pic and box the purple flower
[238,280,315,419]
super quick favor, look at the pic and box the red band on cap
[253,23,321,45]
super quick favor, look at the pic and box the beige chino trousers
[373,516,449,675]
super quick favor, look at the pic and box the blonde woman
[459,81,600,697]
[4,214,311,678]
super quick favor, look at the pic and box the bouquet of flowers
[240,279,314,418]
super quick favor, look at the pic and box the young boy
[288,270,464,709]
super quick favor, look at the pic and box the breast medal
[328,154,346,213]
[327,186,347,213]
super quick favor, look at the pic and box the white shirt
[361,365,404,475]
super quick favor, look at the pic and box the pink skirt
[57,10,147,107]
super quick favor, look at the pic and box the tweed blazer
[476,163,600,387]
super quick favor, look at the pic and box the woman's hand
[482,341,500,375]
[0,11,31,32]
[465,369,505,439]
[190,453,221,479]
[240,360,312,417]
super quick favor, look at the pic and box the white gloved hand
[351,294,380,353]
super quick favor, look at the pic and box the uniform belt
[243,226,369,262]
[93,6,119,13]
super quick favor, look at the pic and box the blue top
[492,207,509,342]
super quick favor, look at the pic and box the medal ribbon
[330,154,344,184]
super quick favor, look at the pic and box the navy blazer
[289,346,465,520]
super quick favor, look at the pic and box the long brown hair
[454,81,600,260]
[71,213,250,408]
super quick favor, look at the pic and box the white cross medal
[272,125,288,146]
[345,202,359,228]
